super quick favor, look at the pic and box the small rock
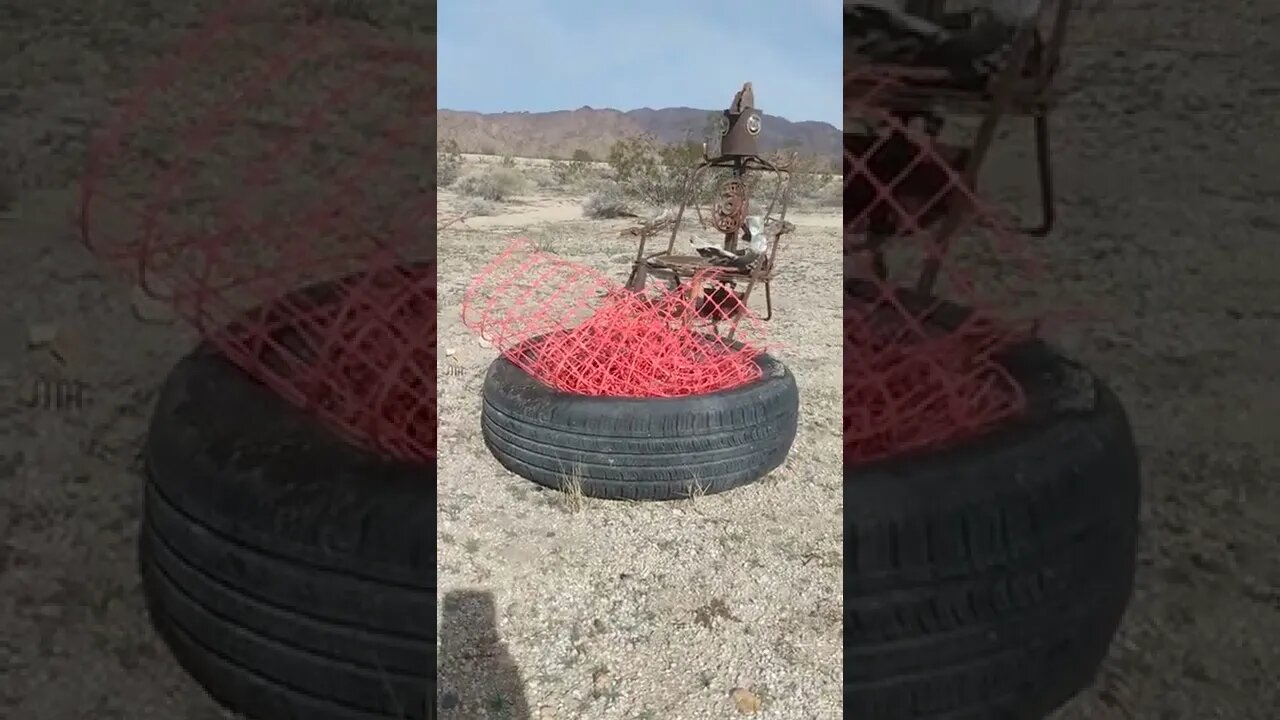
[730,687,762,715]
[445,347,456,357]
[27,323,57,348]
[537,706,556,720]
[591,666,612,697]
[477,337,492,349]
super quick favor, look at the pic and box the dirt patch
[437,153,844,719]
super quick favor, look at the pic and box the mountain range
[437,106,841,162]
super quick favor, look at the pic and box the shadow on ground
[437,589,531,719]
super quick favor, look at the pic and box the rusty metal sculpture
[845,0,1074,294]
[623,83,795,337]
[710,177,750,233]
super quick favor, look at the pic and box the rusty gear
[711,178,749,233]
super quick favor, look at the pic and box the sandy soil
[446,188,842,232]
[436,169,845,719]
[0,1,1275,719]
[983,3,1280,717]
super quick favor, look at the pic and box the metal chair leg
[872,249,889,282]
[914,17,1042,296]
[914,207,966,297]
[1025,112,1056,237]
[856,232,890,282]
[625,262,647,292]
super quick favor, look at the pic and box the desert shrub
[499,154,516,167]
[459,197,500,217]
[549,158,594,188]
[606,134,712,207]
[802,176,841,208]
[582,180,635,219]
[571,149,592,162]
[437,138,463,187]
[529,167,559,189]
[774,152,830,203]
[604,135,841,211]
[453,165,528,201]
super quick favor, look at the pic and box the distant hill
[437,105,841,163]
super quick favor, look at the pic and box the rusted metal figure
[845,0,1074,294]
[623,83,796,338]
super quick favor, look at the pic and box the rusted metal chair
[623,83,795,337]
[845,0,1074,293]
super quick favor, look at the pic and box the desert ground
[435,155,844,719]
[0,0,1275,719]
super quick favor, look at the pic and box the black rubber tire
[844,282,1142,719]
[479,350,800,501]
[139,344,435,720]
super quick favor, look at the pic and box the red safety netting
[78,1,436,463]
[844,67,1050,464]
[462,239,771,398]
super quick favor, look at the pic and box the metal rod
[915,14,1040,295]
[1027,112,1055,236]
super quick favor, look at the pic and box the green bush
[813,177,842,208]
[437,138,463,187]
[581,180,635,219]
[549,158,593,187]
[529,167,560,190]
[453,166,528,201]
[571,149,593,162]
[777,152,831,202]
[459,197,500,217]
[606,134,709,207]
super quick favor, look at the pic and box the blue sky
[437,0,842,127]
